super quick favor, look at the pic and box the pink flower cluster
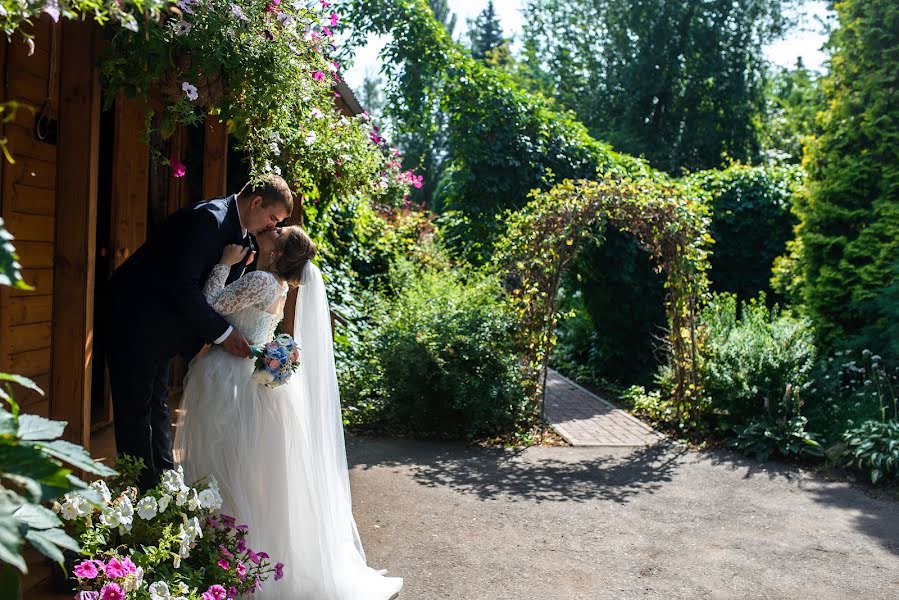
[398,169,424,189]
[73,556,139,600]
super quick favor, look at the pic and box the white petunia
[174,581,189,595]
[149,581,171,600]
[175,489,189,507]
[90,480,113,505]
[187,489,201,511]
[182,82,198,102]
[162,467,186,493]
[99,508,120,528]
[304,131,317,145]
[230,3,248,21]
[198,488,222,510]
[137,496,158,520]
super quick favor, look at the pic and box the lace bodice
[203,265,289,346]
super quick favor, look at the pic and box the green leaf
[12,504,61,531]
[24,527,79,564]
[33,440,117,477]
[0,375,42,397]
[0,512,25,574]
[16,414,65,441]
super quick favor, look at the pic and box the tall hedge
[689,164,803,303]
[797,0,899,358]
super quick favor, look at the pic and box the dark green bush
[697,293,816,430]
[343,262,531,439]
[688,164,803,303]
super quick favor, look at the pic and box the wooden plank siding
[0,20,59,423]
[50,19,101,448]
[202,117,228,198]
[109,91,150,270]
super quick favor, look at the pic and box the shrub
[840,420,899,484]
[697,293,816,430]
[726,382,823,461]
[347,263,531,439]
[803,349,898,446]
[688,163,803,303]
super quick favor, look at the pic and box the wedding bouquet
[252,333,300,388]
[55,458,284,599]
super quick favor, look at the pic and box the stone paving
[544,369,664,446]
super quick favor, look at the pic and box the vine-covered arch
[493,175,712,415]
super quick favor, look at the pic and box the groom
[106,174,293,491]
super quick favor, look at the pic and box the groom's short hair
[238,174,294,214]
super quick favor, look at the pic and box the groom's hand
[221,329,253,359]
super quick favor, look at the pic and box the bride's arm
[205,271,277,315]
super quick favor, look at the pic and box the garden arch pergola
[494,175,712,416]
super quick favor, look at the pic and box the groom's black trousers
[106,349,174,492]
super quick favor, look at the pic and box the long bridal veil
[281,262,403,599]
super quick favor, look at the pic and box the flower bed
[56,461,283,599]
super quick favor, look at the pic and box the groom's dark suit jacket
[108,194,251,361]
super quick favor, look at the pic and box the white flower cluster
[149,579,190,600]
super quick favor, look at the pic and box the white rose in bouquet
[253,369,275,385]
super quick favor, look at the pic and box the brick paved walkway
[544,369,664,446]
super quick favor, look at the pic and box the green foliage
[344,0,645,261]
[100,0,410,209]
[797,0,899,360]
[804,349,898,446]
[696,293,816,429]
[760,59,825,164]
[621,386,680,429]
[840,420,899,484]
[467,1,509,66]
[563,229,667,387]
[0,384,116,580]
[730,415,823,462]
[688,163,804,302]
[0,218,31,291]
[350,263,531,440]
[0,0,169,38]
[519,0,796,173]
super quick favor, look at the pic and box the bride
[173,226,402,599]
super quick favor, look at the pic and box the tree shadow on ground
[348,437,688,504]
[702,449,899,556]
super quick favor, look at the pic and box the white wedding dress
[173,263,402,600]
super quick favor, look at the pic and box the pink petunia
[321,26,332,37]
[219,514,237,528]
[312,70,326,82]
[256,551,270,560]
[169,156,186,178]
[75,592,100,600]
[329,12,338,27]
[206,585,228,600]
[236,538,247,553]
[227,586,238,599]
[236,561,247,581]
[99,583,125,600]
[274,562,285,581]
[218,558,230,571]
[73,560,99,579]
[219,544,233,559]
[103,558,129,579]
[320,0,331,6]
[119,556,137,576]
[248,549,260,565]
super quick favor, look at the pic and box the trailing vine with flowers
[99,0,414,207]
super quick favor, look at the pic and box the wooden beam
[109,91,149,270]
[50,20,100,449]
[202,117,228,198]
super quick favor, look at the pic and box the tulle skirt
[174,347,403,599]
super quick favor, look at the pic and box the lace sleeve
[204,270,283,315]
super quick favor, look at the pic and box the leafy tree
[428,0,457,37]
[520,0,796,174]
[761,59,825,164]
[797,0,899,360]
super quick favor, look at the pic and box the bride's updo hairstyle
[273,226,317,287]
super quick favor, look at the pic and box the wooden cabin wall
[0,19,61,420]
